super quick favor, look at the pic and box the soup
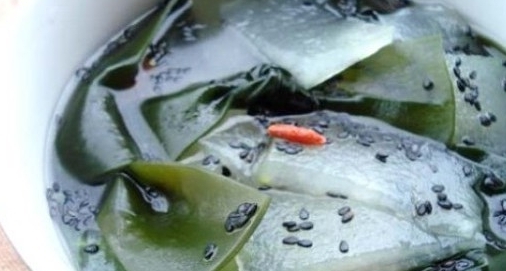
[45,0,506,270]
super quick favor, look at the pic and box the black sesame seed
[464,92,477,105]
[239,150,249,159]
[79,200,90,209]
[145,187,160,198]
[52,182,61,193]
[404,143,422,161]
[338,206,351,216]
[455,57,462,67]
[453,203,463,210]
[202,156,211,166]
[469,71,477,80]
[453,67,461,78]
[83,244,100,254]
[225,202,257,232]
[228,141,243,149]
[202,155,220,166]
[326,191,348,199]
[237,202,257,217]
[438,200,453,210]
[233,213,249,226]
[416,202,428,216]
[498,216,506,226]
[479,114,492,127]
[463,165,473,177]
[360,9,379,21]
[437,193,448,201]
[456,79,466,92]
[455,259,472,269]
[485,230,496,241]
[357,139,371,147]
[297,239,313,248]
[483,174,505,190]
[62,215,78,226]
[287,225,301,232]
[431,185,445,193]
[257,142,267,151]
[425,201,433,215]
[275,142,287,152]
[293,145,304,153]
[312,126,324,135]
[357,135,374,147]
[423,78,434,90]
[284,146,302,155]
[282,236,299,245]
[317,119,329,128]
[256,142,265,150]
[203,243,217,261]
[339,241,349,253]
[299,221,314,230]
[341,211,354,223]
[221,166,231,177]
[375,152,388,163]
[224,212,249,232]
[501,199,506,211]
[258,185,272,191]
[282,221,297,228]
[299,208,310,220]
[441,260,456,268]
[474,101,482,111]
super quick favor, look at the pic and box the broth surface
[45,1,506,270]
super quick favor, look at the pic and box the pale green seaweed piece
[142,65,315,161]
[222,0,394,89]
[179,115,268,187]
[317,36,454,143]
[97,162,270,271]
[379,3,486,54]
[255,112,484,239]
[56,1,192,182]
[183,112,484,240]
[446,49,506,158]
[236,190,484,271]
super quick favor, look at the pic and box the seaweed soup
[45,0,506,270]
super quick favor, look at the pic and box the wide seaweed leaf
[97,162,270,271]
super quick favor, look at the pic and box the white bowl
[0,0,505,270]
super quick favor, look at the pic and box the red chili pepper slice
[267,124,326,145]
